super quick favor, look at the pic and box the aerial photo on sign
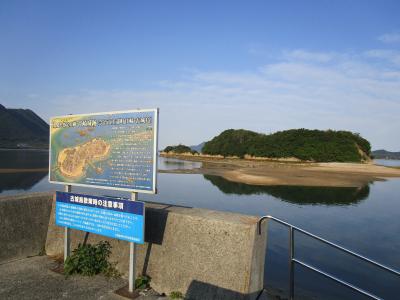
[49,109,158,193]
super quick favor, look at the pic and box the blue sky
[1,0,400,150]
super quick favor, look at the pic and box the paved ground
[0,256,165,300]
[0,255,276,300]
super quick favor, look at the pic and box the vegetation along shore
[161,129,400,187]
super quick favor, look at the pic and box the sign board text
[55,191,145,244]
[49,109,158,193]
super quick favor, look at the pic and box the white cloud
[364,49,400,66]
[284,49,335,63]
[9,47,400,150]
[378,32,400,43]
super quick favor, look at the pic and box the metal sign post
[64,184,71,262]
[129,192,138,293]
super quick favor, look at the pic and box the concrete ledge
[1,192,267,300]
[0,192,53,263]
[46,197,267,299]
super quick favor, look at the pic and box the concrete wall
[0,192,53,263]
[1,193,267,300]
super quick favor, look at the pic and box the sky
[0,0,400,150]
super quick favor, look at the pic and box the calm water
[374,159,400,167]
[1,150,400,299]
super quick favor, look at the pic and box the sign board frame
[48,108,159,194]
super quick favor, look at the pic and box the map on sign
[49,109,158,193]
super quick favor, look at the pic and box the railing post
[289,226,294,300]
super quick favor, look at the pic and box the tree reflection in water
[203,174,370,206]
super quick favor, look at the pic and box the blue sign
[55,191,145,244]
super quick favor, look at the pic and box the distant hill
[163,144,198,154]
[0,104,49,149]
[372,149,400,160]
[190,142,205,153]
[202,129,371,163]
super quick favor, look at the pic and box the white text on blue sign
[55,191,145,244]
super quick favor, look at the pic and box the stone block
[46,197,267,299]
[0,192,53,263]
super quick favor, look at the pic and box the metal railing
[257,215,400,300]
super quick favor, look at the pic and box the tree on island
[202,128,371,162]
[163,144,198,155]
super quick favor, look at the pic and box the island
[163,144,198,155]
[201,128,371,162]
[161,129,400,187]
[57,138,111,178]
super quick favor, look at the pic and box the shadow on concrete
[144,206,171,245]
[141,205,170,276]
[140,202,193,276]
[185,280,264,300]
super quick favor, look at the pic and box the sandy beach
[160,153,400,187]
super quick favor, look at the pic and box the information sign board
[55,191,145,244]
[49,109,158,193]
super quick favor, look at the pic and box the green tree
[202,128,371,162]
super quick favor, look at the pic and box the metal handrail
[258,215,400,300]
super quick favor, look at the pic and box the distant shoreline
[0,148,49,151]
[160,153,400,187]
[0,168,48,173]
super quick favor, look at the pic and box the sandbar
[160,153,400,187]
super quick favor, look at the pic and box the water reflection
[203,174,370,206]
[0,149,48,169]
[0,171,48,193]
[158,157,202,171]
[0,150,49,194]
[374,159,400,167]
[1,152,399,298]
